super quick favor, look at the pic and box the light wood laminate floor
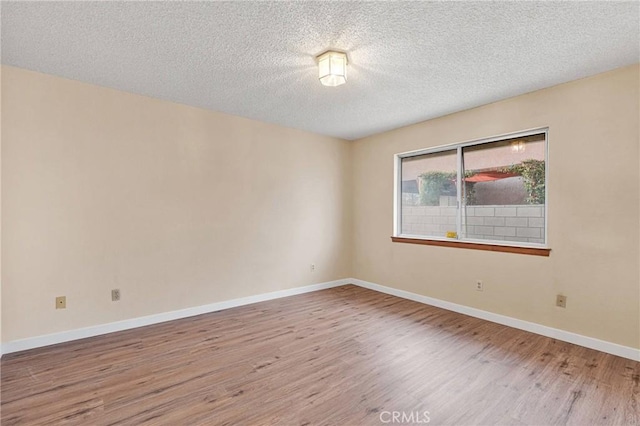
[2,285,639,425]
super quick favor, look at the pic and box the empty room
[1,1,639,425]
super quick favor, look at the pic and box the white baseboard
[350,278,640,362]
[3,277,638,362]
[1,278,351,356]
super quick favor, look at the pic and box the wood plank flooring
[1,285,639,425]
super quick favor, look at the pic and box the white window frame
[393,127,549,249]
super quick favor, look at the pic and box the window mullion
[456,146,463,239]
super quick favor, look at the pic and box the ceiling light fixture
[316,50,348,87]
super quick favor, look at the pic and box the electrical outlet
[556,294,567,308]
[55,296,66,309]
[111,289,121,301]
[476,280,483,291]
[310,264,315,273]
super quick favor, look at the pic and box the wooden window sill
[391,236,551,257]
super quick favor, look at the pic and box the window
[393,129,549,255]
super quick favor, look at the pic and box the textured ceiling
[1,1,639,140]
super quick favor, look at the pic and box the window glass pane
[401,150,458,238]
[461,134,545,244]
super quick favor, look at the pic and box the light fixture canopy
[317,50,348,87]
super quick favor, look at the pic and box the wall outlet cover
[55,296,66,309]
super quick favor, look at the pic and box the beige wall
[1,66,352,342]
[352,64,640,349]
[2,64,638,352]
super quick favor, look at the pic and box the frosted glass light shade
[317,51,348,87]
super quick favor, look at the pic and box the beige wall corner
[1,66,352,342]
[352,64,640,349]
